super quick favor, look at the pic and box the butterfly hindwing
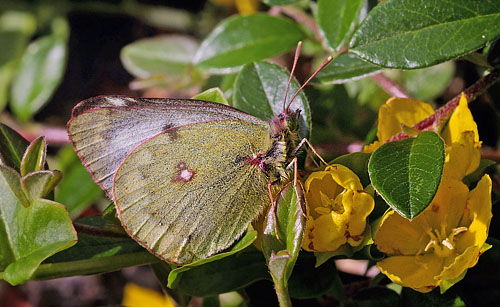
[67,96,268,197]
[113,120,273,264]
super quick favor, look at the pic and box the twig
[388,69,500,142]
[371,73,410,98]
[269,6,322,42]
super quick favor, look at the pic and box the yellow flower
[209,0,259,15]
[122,283,174,307]
[374,175,492,293]
[363,94,481,180]
[302,164,374,252]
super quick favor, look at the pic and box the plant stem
[31,251,160,281]
[388,69,500,142]
[371,73,410,98]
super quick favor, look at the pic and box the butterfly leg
[292,138,327,166]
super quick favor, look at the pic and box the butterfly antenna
[286,55,334,112]
[282,41,302,113]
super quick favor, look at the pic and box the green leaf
[54,146,102,218]
[0,11,36,67]
[0,165,29,207]
[167,227,257,288]
[314,53,383,84]
[21,170,62,201]
[368,131,445,219]
[176,249,269,297]
[288,254,341,299]
[0,184,77,285]
[0,61,16,112]
[0,123,29,171]
[391,62,455,101]
[10,35,67,121]
[120,35,199,79]
[193,15,305,72]
[262,182,306,281]
[20,136,46,176]
[262,182,306,306]
[350,0,500,69]
[330,152,371,187]
[316,0,364,52]
[233,61,311,139]
[192,87,229,105]
[488,39,500,68]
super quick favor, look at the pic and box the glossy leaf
[193,15,305,72]
[21,170,62,201]
[233,61,311,139]
[10,35,67,121]
[0,188,77,285]
[262,182,306,306]
[368,131,445,219]
[176,249,269,297]
[0,61,16,111]
[0,11,36,66]
[121,35,199,79]
[20,136,46,176]
[288,254,341,299]
[262,182,305,282]
[314,53,383,84]
[317,0,364,52]
[191,87,229,105]
[394,62,455,101]
[45,217,143,261]
[167,227,257,288]
[350,0,500,69]
[0,124,29,171]
[54,146,102,218]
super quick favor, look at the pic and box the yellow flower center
[315,191,345,215]
[424,225,468,257]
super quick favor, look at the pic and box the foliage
[1,0,500,306]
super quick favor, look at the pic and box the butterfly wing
[67,96,267,197]
[113,120,272,264]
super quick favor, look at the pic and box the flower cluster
[368,95,492,293]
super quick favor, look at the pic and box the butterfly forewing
[68,96,267,197]
[113,120,272,264]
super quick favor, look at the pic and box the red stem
[388,69,500,142]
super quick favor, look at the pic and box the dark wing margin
[67,96,268,197]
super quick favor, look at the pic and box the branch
[371,73,410,98]
[388,69,500,142]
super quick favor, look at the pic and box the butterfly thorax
[245,109,301,183]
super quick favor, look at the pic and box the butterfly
[67,42,332,265]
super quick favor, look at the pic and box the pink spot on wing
[172,162,195,183]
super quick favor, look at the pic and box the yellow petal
[456,175,492,253]
[377,98,435,142]
[442,131,481,180]
[326,164,363,191]
[375,210,429,255]
[442,94,479,144]
[235,0,259,15]
[122,283,173,307]
[437,246,479,281]
[307,213,347,252]
[377,254,444,293]
[346,191,374,245]
[418,179,468,233]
